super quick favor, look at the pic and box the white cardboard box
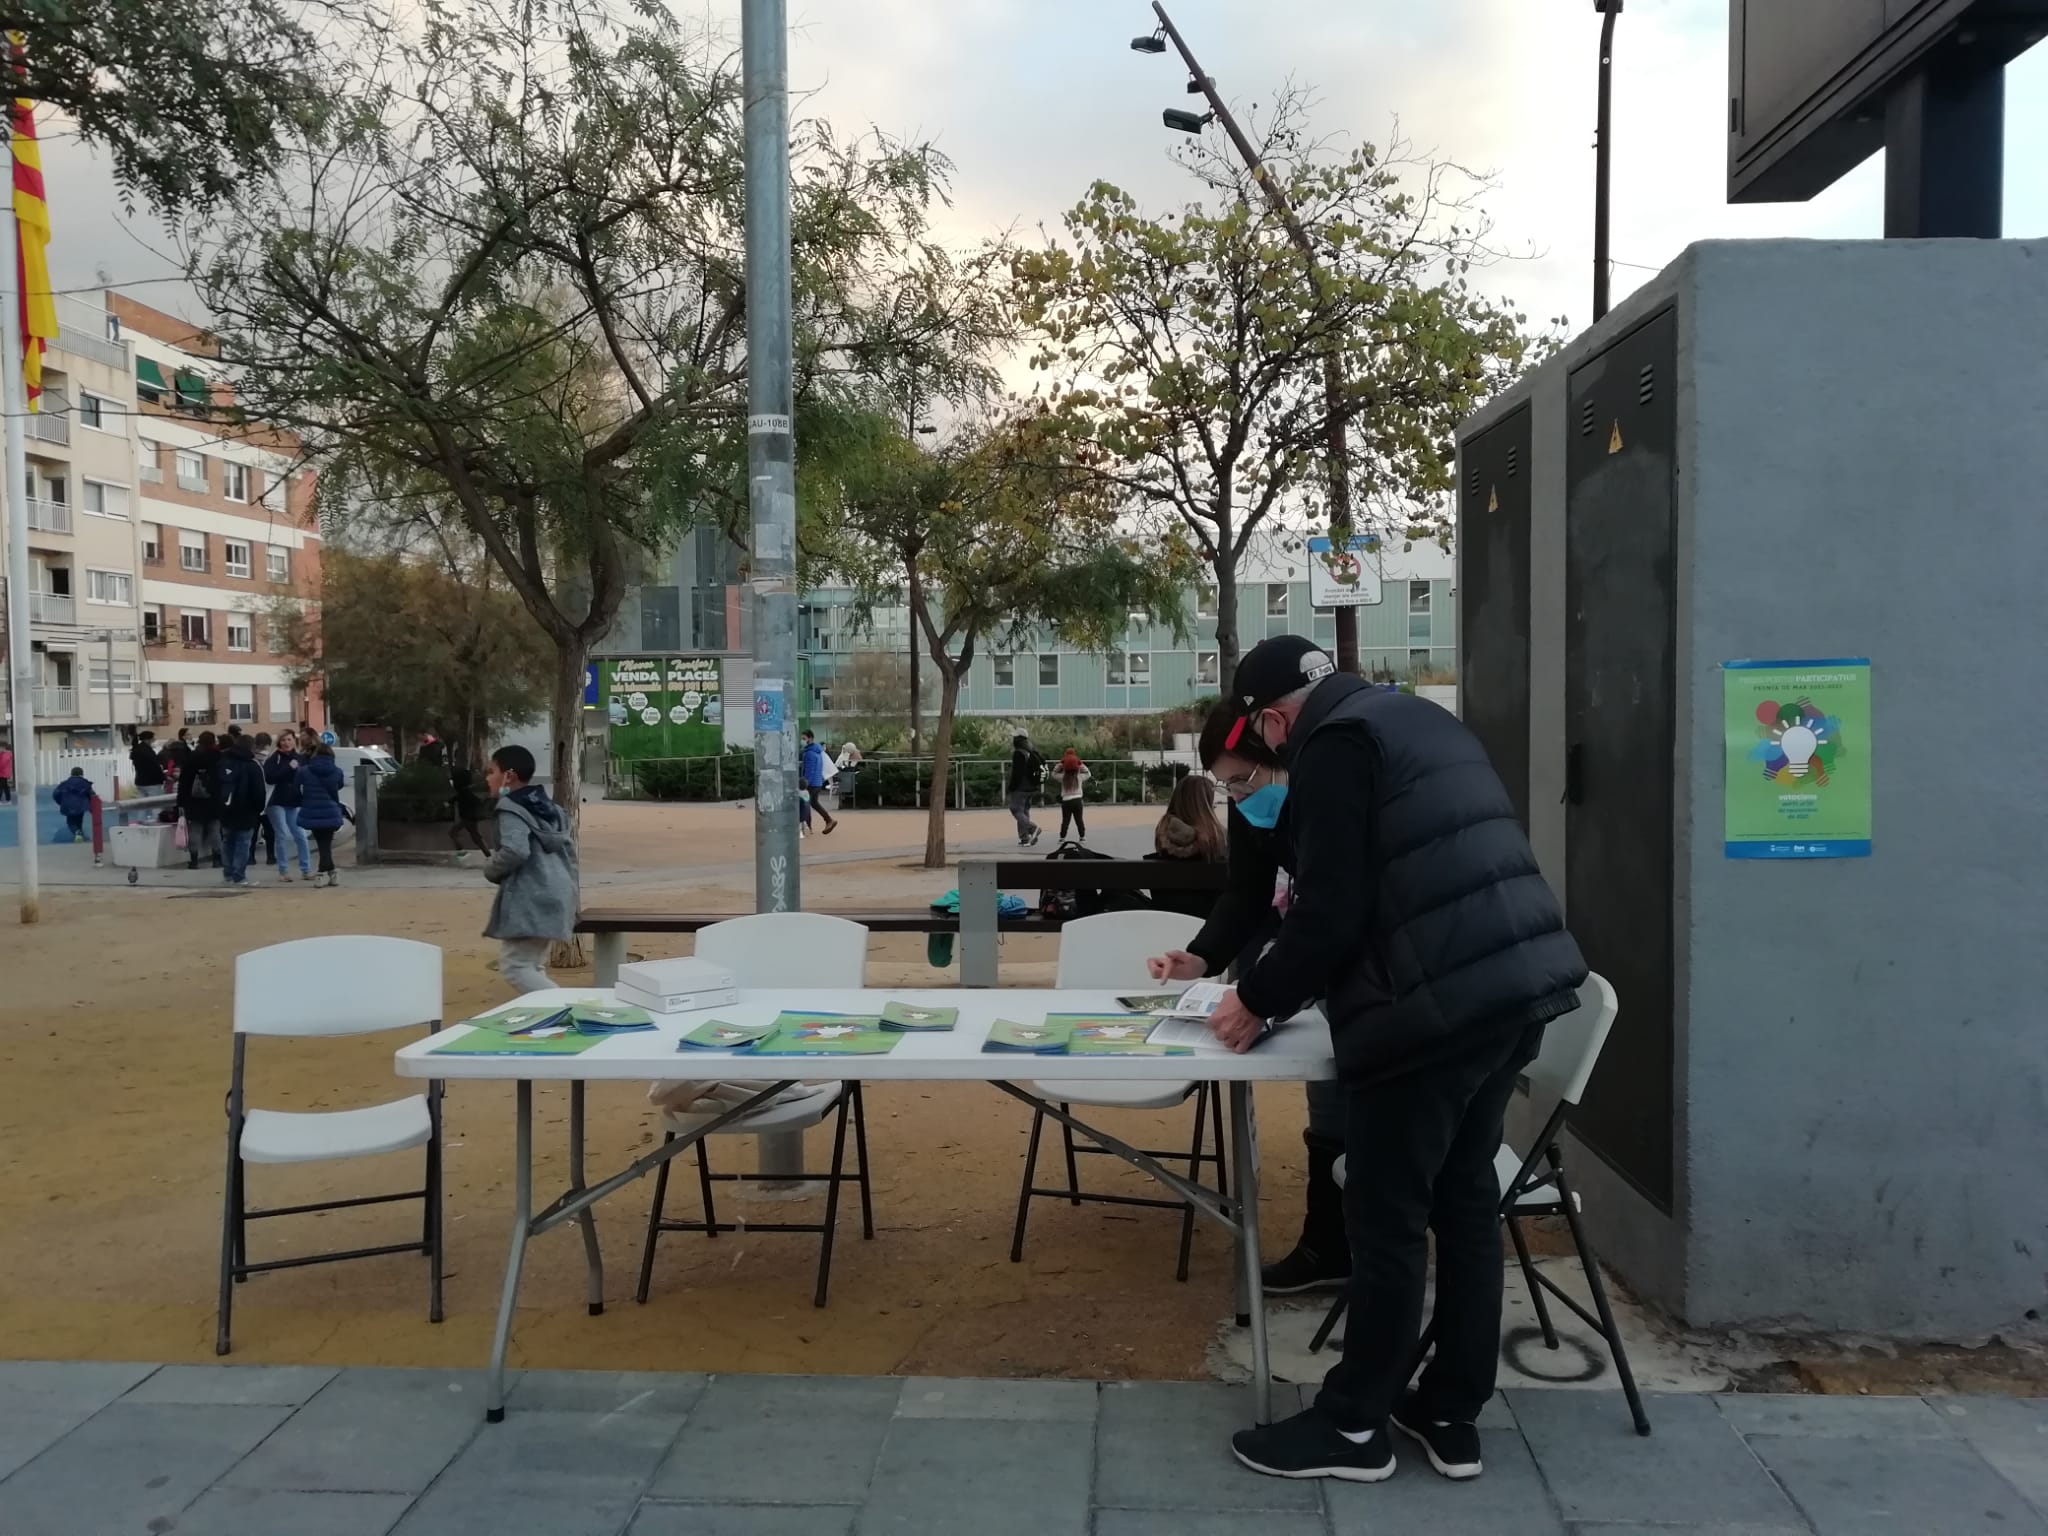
[615,956,738,1014]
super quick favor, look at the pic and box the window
[181,611,210,647]
[228,684,256,723]
[80,480,128,520]
[223,462,249,502]
[1408,579,1432,642]
[268,685,293,720]
[89,660,137,694]
[227,616,253,652]
[1267,583,1289,617]
[138,440,165,482]
[223,539,252,578]
[77,392,112,431]
[1197,651,1219,687]
[268,616,291,654]
[146,682,167,724]
[1106,652,1126,687]
[992,654,1014,688]
[639,584,681,651]
[1127,651,1152,685]
[182,683,212,718]
[86,568,133,606]
[1039,654,1060,688]
[141,522,162,563]
[266,546,289,584]
[176,452,208,492]
[1198,584,1218,619]
[142,605,164,642]
[1408,647,1431,676]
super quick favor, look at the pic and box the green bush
[377,760,454,823]
[628,750,757,802]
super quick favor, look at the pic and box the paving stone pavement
[3,1362,2046,1536]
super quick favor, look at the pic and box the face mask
[1236,783,1288,829]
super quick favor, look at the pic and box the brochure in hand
[981,1018,1073,1055]
[881,1001,958,1032]
[1056,1015,1196,1057]
[752,1013,901,1057]
[677,1019,776,1051]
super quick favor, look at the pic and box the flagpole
[2,185,41,923]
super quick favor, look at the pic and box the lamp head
[1130,32,1167,53]
[1162,108,1213,134]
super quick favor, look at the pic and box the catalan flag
[10,78,54,410]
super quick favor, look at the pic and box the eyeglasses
[1219,765,1264,796]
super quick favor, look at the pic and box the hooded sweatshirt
[483,783,579,941]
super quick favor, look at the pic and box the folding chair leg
[232,1158,248,1282]
[1059,1108,1082,1205]
[1308,1290,1347,1354]
[1010,1105,1046,1263]
[852,1084,875,1241]
[1557,1166,1652,1436]
[215,1143,240,1357]
[425,1105,445,1325]
[815,1095,851,1308]
[635,1133,674,1304]
[1174,1085,1208,1283]
[1508,1214,1557,1348]
[1211,1084,1230,1203]
[696,1140,720,1235]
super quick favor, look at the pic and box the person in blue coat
[51,767,95,842]
[799,730,837,836]
[294,743,348,887]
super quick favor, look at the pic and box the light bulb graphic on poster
[1722,659,1872,859]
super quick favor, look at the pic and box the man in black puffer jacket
[1201,636,1587,1488]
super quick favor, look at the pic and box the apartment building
[111,295,324,739]
[0,293,148,751]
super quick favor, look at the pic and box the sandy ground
[0,803,1316,1381]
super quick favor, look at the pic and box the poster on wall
[603,657,724,760]
[1722,658,1872,859]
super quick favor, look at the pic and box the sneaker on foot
[1261,1242,1351,1295]
[1391,1391,1484,1480]
[1231,1407,1394,1483]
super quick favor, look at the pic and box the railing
[176,472,209,493]
[55,325,127,371]
[25,410,68,446]
[143,703,170,725]
[142,631,167,648]
[179,554,211,573]
[607,752,1189,808]
[138,464,164,484]
[32,686,77,716]
[181,635,213,650]
[28,592,75,624]
[183,709,217,726]
[25,497,71,534]
[143,551,164,567]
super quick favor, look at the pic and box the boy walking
[799,730,838,836]
[482,745,579,994]
[52,767,95,841]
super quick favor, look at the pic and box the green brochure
[433,1019,605,1056]
[753,1014,900,1056]
[456,1005,570,1034]
[1062,1017,1193,1057]
[569,1004,657,1033]
[982,1018,1073,1054]
[881,1001,959,1032]
[678,1019,774,1051]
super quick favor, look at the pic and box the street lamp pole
[1146,1,1361,675]
[1593,1,1623,322]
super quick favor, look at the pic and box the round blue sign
[320,730,338,746]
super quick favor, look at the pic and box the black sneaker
[1391,1390,1484,1480]
[1230,1406,1395,1483]
[1262,1242,1350,1295]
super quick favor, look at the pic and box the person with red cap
[1170,634,1585,1487]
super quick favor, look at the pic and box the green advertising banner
[603,656,725,760]
[1722,659,1872,859]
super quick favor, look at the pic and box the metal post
[1,199,39,923]
[1151,2,1358,674]
[1593,1,1622,322]
[959,860,1000,987]
[1883,58,2004,238]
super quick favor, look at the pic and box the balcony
[25,497,71,534]
[181,635,214,651]
[143,630,167,649]
[25,408,68,447]
[29,592,75,624]
[139,463,164,484]
[183,709,217,727]
[176,472,209,494]
[143,550,164,567]
[33,686,78,716]
[143,702,170,726]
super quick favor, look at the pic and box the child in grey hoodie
[482,745,579,993]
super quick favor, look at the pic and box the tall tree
[5,0,354,211]
[827,405,1195,868]
[1012,109,1557,697]
[189,0,974,826]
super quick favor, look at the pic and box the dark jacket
[129,742,165,788]
[217,752,271,832]
[295,756,347,830]
[1187,803,1288,977]
[1008,745,1044,797]
[177,747,222,819]
[264,749,305,810]
[52,775,96,817]
[1235,676,1587,1085]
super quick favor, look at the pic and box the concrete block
[225,1369,490,1494]
[1094,1380,1322,1512]
[648,1375,900,1505]
[857,1417,1092,1536]
[1328,1427,1566,1534]
[1749,1430,2048,1535]
[173,1487,413,1536]
[893,1378,1097,1422]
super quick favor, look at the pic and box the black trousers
[1314,1019,1545,1429]
[1059,798,1085,839]
[311,827,337,873]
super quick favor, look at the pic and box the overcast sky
[41,0,2048,344]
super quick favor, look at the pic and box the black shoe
[1262,1241,1350,1295]
[1391,1390,1484,1480]
[1230,1407,1394,1483]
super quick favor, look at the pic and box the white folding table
[395,986,1336,1423]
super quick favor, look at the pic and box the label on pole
[747,413,792,436]
[753,683,786,736]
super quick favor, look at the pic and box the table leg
[592,930,625,986]
[1229,1081,1272,1426]
[569,1082,604,1316]
[486,1080,534,1424]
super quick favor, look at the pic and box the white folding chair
[1307,973,1649,1435]
[637,913,875,1308]
[218,936,445,1355]
[1010,910,1227,1282]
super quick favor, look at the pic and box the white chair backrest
[1056,910,1206,990]
[234,936,443,1037]
[695,913,869,989]
[1522,972,1619,1118]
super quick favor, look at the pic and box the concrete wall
[1463,237,2048,1340]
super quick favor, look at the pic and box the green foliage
[376,761,455,823]
[630,750,756,803]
